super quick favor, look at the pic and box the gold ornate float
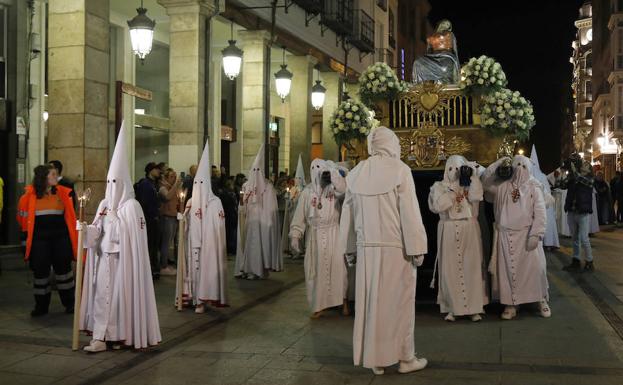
[372,81,503,170]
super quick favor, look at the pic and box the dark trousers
[617,198,623,223]
[146,217,160,275]
[29,232,74,312]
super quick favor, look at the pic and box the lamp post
[127,0,156,63]
[274,46,293,102]
[222,21,243,80]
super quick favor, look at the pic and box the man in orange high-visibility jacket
[17,165,77,317]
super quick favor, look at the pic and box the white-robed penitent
[340,127,428,370]
[428,155,488,318]
[483,155,549,309]
[281,154,305,259]
[178,139,228,307]
[530,145,560,248]
[235,145,281,278]
[79,122,161,349]
[289,159,347,313]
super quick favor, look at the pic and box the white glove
[406,255,424,267]
[76,220,84,231]
[290,237,301,254]
[177,212,184,221]
[526,236,540,251]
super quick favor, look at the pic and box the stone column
[158,0,218,171]
[322,71,341,160]
[288,55,316,173]
[48,0,110,216]
[238,30,271,172]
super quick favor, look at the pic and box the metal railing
[321,0,354,36]
[292,0,322,14]
[349,9,375,53]
[388,93,478,129]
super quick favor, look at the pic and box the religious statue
[412,19,460,84]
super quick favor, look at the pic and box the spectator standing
[49,160,77,208]
[564,156,595,271]
[17,165,77,316]
[159,168,182,275]
[182,165,198,204]
[613,172,623,224]
[594,171,613,225]
[221,177,239,255]
[136,162,162,279]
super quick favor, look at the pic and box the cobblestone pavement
[1,228,623,385]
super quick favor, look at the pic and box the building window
[585,80,592,97]
[617,28,623,69]
[585,106,593,120]
[586,52,592,69]
[619,0,623,13]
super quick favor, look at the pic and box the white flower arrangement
[358,62,406,105]
[460,55,508,94]
[329,99,374,145]
[480,88,535,140]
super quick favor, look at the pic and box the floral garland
[460,55,507,94]
[358,62,406,105]
[329,100,375,146]
[480,88,535,141]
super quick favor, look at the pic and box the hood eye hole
[113,179,116,183]
[107,180,110,183]
[200,181,203,184]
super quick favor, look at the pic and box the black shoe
[563,258,581,272]
[65,307,74,314]
[584,261,594,272]
[30,309,48,317]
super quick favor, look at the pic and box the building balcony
[321,0,354,36]
[291,0,322,15]
[348,9,375,53]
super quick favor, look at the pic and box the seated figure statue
[412,19,459,84]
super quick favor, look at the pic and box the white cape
[80,199,161,349]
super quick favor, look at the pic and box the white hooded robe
[339,126,427,369]
[483,155,549,306]
[235,145,281,277]
[79,122,161,349]
[530,146,560,248]
[428,155,488,316]
[281,154,306,259]
[177,139,228,306]
[289,159,348,313]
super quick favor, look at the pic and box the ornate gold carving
[402,81,461,118]
[445,135,471,156]
[399,122,444,168]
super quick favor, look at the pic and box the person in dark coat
[594,171,613,225]
[221,177,239,255]
[49,160,76,208]
[563,155,595,272]
[135,162,162,279]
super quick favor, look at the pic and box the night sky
[429,0,584,172]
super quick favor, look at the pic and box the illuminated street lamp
[274,46,293,102]
[222,21,243,80]
[311,79,326,110]
[127,0,156,63]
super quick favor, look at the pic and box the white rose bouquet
[460,55,508,94]
[480,88,535,140]
[358,62,406,105]
[329,99,374,146]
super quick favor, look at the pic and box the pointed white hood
[530,144,541,171]
[191,139,215,212]
[294,154,306,189]
[244,144,267,202]
[105,121,134,211]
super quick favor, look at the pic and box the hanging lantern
[127,0,156,63]
[311,80,326,110]
[222,21,243,80]
[274,47,293,102]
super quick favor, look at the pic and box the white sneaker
[398,356,428,373]
[160,266,177,276]
[83,340,107,353]
[471,314,482,322]
[195,304,205,314]
[501,306,517,320]
[539,301,552,318]
[371,367,384,375]
[444,312,455,322]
